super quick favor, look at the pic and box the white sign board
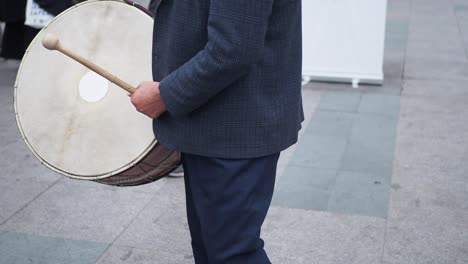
[25,0,54,29]
[302,0,387,85]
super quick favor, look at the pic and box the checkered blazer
[152,0,303,158]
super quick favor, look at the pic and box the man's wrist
[151,82,166,113]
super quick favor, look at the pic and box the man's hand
[129,81,167,119]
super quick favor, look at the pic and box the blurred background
[0,0,467,263]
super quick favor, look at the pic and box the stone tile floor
[1,0,468,263]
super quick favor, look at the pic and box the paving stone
[385,35,408,55]
[301,84,324,119]
[384,41,468,261]
[410,0,456,17]
[0,231,108,264]
[407,10,461,44]
[402,78,468,97]
[408,24,460,40]
[317,91,362,112]
[393,96,468,208]
[396,96,468,172]
[289,134,347,170]
[0,161,60,225]
[273,166,338,211]
[406,39,466,61]
[386,19,409,37]
[395,131,467,182]
[400,92,468,117]
[263,207,386,264]
[455,9,468,23]
[358,93,400,118]
[454,0,468,10]
[404,57,468,81]
[276,86,324,180]
[0,62,19,86]
[454,34,468,55]
[390,165,468,212]
[96,245,193,264]
[0,179,159,243]
[383,58,405,79]
[328,171,390,218]
[0,96,60,224]
[409,10,459,24]
[385,45,406,58]
[341,113,398,176]
[385,15,408,54]
[402,81,468,113]
[383,195,468,264]
[386,0,411,16]
[352,113,397,142]
[277,143,300,181]
[0,84,17,143]
[358,77,403,95]
[305,110,356,138]
[113,178,190,252]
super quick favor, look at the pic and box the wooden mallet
[42,33,137,94]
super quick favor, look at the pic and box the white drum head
[15,0,156,179]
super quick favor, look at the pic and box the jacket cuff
[159,72,189,118]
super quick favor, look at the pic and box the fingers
[129,82,146,111]
[136,82,144,89]
[129,82,142,97]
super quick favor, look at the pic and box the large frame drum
[14,0,180,186]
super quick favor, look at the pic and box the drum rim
[14,0,157,180]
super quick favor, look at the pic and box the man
[131,1,303,263]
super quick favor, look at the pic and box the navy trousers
[182,152,280,264]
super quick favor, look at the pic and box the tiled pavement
[1,0,468,263]
[273,91,399,218]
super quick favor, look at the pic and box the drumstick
[42,34,137,94]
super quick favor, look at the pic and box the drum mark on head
[56,110,78,166]
[56,83,82,166]
[86,4,113,64]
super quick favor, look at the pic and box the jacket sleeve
[159,0,274,117]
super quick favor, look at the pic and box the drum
[14,0,180,186]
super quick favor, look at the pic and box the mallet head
[42,34,60,50]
